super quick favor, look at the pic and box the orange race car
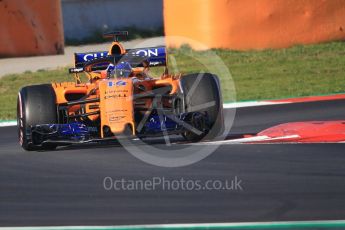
[17,32,224,151]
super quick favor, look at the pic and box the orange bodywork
[51,41,180,138]
[99,78,135,135]
[52,76,181,138]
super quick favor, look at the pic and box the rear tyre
[17,84,58,151]
[180,73,224,142]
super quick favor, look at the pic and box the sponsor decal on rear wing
[73,47,167,70]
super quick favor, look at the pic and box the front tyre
[17,84,58,151]
[180,73,224,142]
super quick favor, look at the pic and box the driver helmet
[106,61,132,78]
[114,61,132,78]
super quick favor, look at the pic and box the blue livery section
[74,47,167,68]
[144,115,179,133]
[31,123,92,143]
[125,46,167,67]
[74,51,109,67]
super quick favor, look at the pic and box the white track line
[223,101,289,108]
[194,134,300,145]
[0,101,289,128]
[0,121,16,127]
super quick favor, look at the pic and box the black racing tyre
[180,73,224,142]
[17,84,58,151]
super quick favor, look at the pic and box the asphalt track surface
[1,100,345,226]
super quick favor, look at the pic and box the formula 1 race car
[17,31,224,150]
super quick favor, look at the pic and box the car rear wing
[72,46,167,71]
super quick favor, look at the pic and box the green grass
[1,41,345,120]
[158,41,345,102]
[0,68,70,120]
